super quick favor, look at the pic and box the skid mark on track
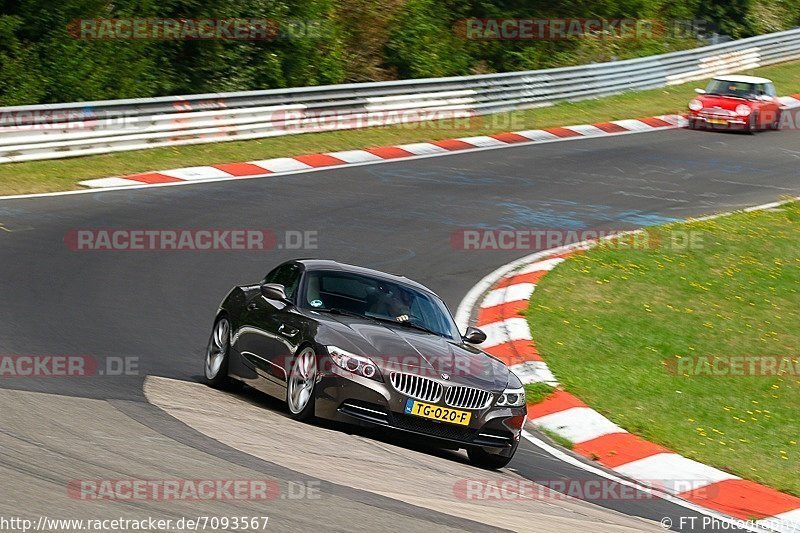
[711,178,798,191]
[0,221,35,232]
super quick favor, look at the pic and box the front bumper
[689,113,748,129]
[314,370,525,457]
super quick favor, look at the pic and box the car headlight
[688,99,703,112]
[326,345,381,381]
[495,387,526,407]
[735,104,752,117]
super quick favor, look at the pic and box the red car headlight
[689,99,703,112]
[735,104,752,117]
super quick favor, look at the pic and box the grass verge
[524,382,555,405]
[2,61,800,195]
[541,428,575,450]
[526,200,800,496]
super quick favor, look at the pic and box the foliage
[0,0,797,104]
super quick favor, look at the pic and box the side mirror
[694,88,706,95]
[260,283,289,302]
[463,326,487,344]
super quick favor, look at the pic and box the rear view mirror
[261,283,289,302]
[463,326,487,344]
[694,88,706,95]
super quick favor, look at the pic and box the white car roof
[712,74,772,84]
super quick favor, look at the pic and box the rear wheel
[287,346,317,421]
[204,317,241,390]
[467,444,518,470]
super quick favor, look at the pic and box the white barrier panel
[0,28,798,163]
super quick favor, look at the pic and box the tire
[204,316,242,390]
[687,119,697,130]
[287,345,317,421]
[772,110,782,131]
[747,112,759,134]
[467,444,518,470]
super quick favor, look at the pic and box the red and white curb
[78,114,686,189]
[74,93,800,190]
[454,216,800,532]
[778,95,800,107]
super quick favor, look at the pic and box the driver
[387,288,413,322]
[369,285,413,321]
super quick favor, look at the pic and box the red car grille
[699,108,736,119]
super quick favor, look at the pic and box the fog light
[505,415,527,429]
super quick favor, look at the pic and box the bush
[0,0,796,105]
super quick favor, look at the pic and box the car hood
[696,95,752,111]
[316,314,510,391]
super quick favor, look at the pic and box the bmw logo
[441,373,450,381]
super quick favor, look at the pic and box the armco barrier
[0,28,799,163]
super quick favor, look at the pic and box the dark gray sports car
[204,259,527,468]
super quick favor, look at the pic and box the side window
[765,83,777,97]
[264,264,301,300]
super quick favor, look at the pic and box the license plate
[707,119,727,125]
[404,399,471,426]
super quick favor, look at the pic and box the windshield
[300,270,461,340]
[704,79,758,99]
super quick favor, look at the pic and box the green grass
[2,60,800,196]
[525,201,800,496]
[541,428,575,450]
[525,382,555,404]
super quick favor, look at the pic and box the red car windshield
[705,80,757,99]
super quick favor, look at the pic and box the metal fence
[1,27,799,164]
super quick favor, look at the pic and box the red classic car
[687,75,783,133]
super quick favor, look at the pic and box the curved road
[1,127,798,531]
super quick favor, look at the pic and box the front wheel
[467,444,518,470]
[287,346,317,421]
[772,110,783,131]
[747,112,760,134]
